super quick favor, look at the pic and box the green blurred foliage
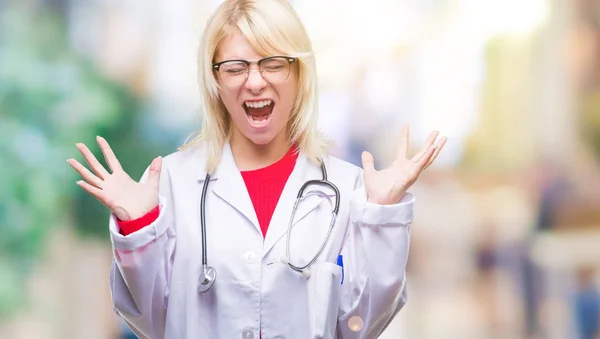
[0,4,173,319]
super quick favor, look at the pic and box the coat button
[244,251,257,264]
[241,327,254,339]
[348,316,364,332]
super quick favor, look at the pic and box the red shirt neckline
[239,145,299,181]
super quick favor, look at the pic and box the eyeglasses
[212,56,297,88]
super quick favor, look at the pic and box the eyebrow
[217,56,245,61]
[216,56,266,62]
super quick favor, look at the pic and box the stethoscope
[197,162,340,293]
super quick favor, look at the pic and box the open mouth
[244,99,274,128]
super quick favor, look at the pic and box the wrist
[115,203,159,222]
[117,205,160,235]
[131,204,159,221]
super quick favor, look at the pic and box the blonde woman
[68,0,446,338]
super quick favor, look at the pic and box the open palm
[67,136,162,221]
[361,124,446,205]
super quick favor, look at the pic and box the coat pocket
[310,262,343,338]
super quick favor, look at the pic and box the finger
[67,158,104,188]
[424,137,447,169]
[76,142,110,180]
[416,145,436,170]
[396,124,410,159]
[76,180,108,204]
[361,151,376,176]
[146,157,163,189]
[411,130,439,163]
[97,136,123,173]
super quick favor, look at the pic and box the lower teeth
[249,114,268,122]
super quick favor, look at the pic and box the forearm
[109,196,175,338]
[337,190,413,338]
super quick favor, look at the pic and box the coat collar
[194,142,336,257]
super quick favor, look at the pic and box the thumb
[361,151,376,175]
[146,156,163,188]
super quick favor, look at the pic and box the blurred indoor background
[1,0,599,338]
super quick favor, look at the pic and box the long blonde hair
[180,0,331,173]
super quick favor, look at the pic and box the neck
[230,131,291,171]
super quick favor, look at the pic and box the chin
[246,133,277,146]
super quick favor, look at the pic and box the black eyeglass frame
[212,55,297,71]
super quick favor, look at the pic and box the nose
[244,66,267,93]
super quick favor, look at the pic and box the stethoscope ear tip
[280,256,289,265]
[301,269,311,279]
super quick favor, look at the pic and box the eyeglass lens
[217,57,291,87]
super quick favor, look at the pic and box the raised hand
[361,124,446,205]
[67,136,162,221]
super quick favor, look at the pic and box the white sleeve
[108,166,176,339]
[337,171,413,338]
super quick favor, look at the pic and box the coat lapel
[209,143,261,235]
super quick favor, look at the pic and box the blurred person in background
[66,0,446,338]
[572,267,600,339]
[474,222,502,336]
[521,158,571,338]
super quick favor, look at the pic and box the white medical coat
[109,143,413,339]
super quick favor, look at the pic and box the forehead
[215,32,264,63]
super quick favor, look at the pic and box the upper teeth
[245,100,272,108]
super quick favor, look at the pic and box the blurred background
[1,0,599,338]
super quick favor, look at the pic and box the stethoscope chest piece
[198,265,216,293]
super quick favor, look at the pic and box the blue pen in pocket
[337,255,344,285]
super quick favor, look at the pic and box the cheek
[277,82,299,113]
[218,90,241,115]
